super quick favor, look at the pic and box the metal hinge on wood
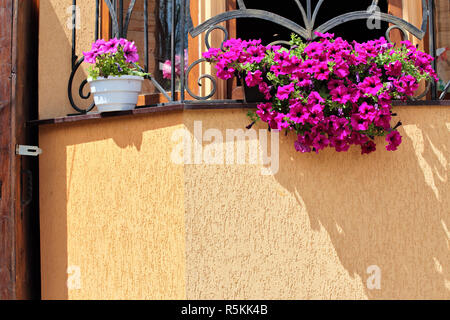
[16,145,42,157]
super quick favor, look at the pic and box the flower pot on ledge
[88,75,144,112]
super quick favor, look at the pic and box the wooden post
[187,0,200,100]
[226,0,237,99]
[388,0,403,46]
[0,0,40,300]
[0,0,15,301]
[101,0,112,40]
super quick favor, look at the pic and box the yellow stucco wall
[39,112,186,299]
[38,0,449,301]
[39,0,98,119]
[39,107,450,300]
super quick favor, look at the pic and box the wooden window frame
[100,0,444,103]
[388,0,404,46]
[388,0,449,100]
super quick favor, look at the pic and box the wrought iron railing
[68,0,449,115]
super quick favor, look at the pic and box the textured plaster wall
[39,107,450,300]
[184,107,449,300]
[39,112,186,299]
[39,0,97,119]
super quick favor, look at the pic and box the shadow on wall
[39,112,184,299]
[39,107,448,299]
[38,1,97,298]
[181,108,449,300]
[273,106,449,299]
[39,0,95,119]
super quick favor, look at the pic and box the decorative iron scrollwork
[68,0,175,114]
[68,0,445,115]
[190,0,428,41]
[185,25,229,100]
[187,0,438,101]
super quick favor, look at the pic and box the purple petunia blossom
[294,140,312,153]
[386,131,402,151]
[202,33,436,155]
[374,107,392,130]
[203,47,221,60]
[276,83,295,100]
[123,41,139,63]
[312,134,330,153]
[256,103,274,122]
[103,38,120,54]
[385,60,403,77]
[358,102,376,121]
[361,141,377,155]
[295,133,313,153]
[83,49,98,64]
[331,86,351,104]
[245,70,263,87]
[351,114,369,131]
[330,138,350,152]
[359,76,383,96]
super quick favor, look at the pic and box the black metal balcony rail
[68,0,449,115]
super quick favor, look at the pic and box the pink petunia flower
[256,103,274,122]
[245,70,263,87]
[358,102,376,121]
[312,133,330,153]
[359,76,383,96]
[162,60,172,79]
[386,130,402,151]
[103,38,120,54]
[246,45,266,64]
[361,141,377,154]
[330,86,351,104]
[385,60,403,77]
[83,49,98,64]
[258,82,272,100]
[123,41,139,63]
[374,108,392,130]
[351,114,370,131]
[276,83,295,100]
[330,137,350,152]
[202,47,221,60]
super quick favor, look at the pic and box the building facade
[1,0,449,300]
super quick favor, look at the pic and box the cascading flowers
[203,33,438,154]
[83,38,148,79]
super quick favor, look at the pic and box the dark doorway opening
[237,0,389,44]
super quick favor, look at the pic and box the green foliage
[88,47,149,80]
[247,110,259,122]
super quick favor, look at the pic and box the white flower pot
[88,75,144,112]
